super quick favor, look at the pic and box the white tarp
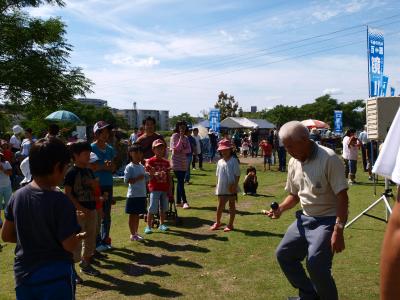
[372,107,400,184]
[220,117,274,129]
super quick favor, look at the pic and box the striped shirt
[170,133,191,171]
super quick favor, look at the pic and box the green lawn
[0,157,390,299]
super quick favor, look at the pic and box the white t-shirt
[285,144,348,217]
[192,135,201,154]
[10,135,21,149]
[342,136,350,159]
[215,157,240,195]
[0,161,12,188]
[20,138,33,156]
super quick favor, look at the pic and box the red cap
[152,139,165,148]
[217,139,232,151]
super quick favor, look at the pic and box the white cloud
[105,55,160,67]
[322,88,343,95]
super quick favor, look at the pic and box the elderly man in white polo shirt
[267,121,349,300]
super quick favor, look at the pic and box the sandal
[224,225,234,232]
[210,222,221,230]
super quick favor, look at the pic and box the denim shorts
[125,197,147,215]
[148,191,169,214]
[349,159,357,174]
[263,155,272,164]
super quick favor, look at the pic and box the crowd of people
[0,116,395,300]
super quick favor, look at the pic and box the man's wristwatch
[335,221,345,229]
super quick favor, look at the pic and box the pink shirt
[170,133,191,171]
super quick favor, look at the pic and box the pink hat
[152,139,165,148]
[217,139,232,151]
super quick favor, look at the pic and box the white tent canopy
[220,117,275,129]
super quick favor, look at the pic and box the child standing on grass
[64,141,101,282]
[124,144,148,241]
[1,138,83,300]
[0,151,12,228]
[144,139,171,234]
[259,138,272,171]
[210,139,240,232]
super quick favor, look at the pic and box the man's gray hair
[279,121,310,141]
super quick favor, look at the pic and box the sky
[28,0,400,116]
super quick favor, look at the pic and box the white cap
[12,125,23,134]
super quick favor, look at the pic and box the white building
[115,108,169,130]
[77,98,108,108]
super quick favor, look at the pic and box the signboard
[368,28,384,97]
[209,109,220,133]
[334,110,343,134]
[391,87,396,96]
[380,75,388,96]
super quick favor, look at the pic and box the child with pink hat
[210,139,240,232]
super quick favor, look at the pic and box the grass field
[0,156,390,299]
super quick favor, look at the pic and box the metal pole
[367,25,371,98]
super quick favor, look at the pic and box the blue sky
[28,0,400,116]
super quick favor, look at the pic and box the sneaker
[224,225,234,232]
[106,244,112,250]
[210,222,221,231]
[96,244,109,252]
[368,176,373,181]
[80,263,100,276]
[130,234,144,241]
[144,226,153,234]
[158,224,169,231]
[183,203,190,209]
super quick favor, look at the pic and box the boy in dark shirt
[1,138,84,300]
[64,141,100,279]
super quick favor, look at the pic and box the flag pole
[367,25,371,98]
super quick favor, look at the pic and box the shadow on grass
[110,247,203,269]
[242,193,275,198]
[168,229,229,242]
[83,274,182,298]
[354,181,385,187]
[189,206,260,216]
[177,216,215,228]
[189,182,216,187]
[99,257,171,277]
[233,228,285,238]
[142,239,210,253]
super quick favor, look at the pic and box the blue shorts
[16,261,75,300]
[349,159,357,175]
[125,197,147,215]
[148,191,169,214]
[263,155,272,164]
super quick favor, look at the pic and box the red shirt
[3,149,13,163]
[260,142,272,156]
[146,156,170,192]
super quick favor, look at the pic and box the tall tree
[214,91,239,120]
[169,112,195,129]
[0,0,92,111]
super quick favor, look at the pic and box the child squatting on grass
[144,139,172,234]
[1,138,84,300]
[124,143,148,241]
[243,166,258,195]
[210,139,240,232]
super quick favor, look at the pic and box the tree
[0,0,92,111]
[169,112,195,129]
[214,91,239,120]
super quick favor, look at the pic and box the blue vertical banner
[391,87,396,96]
[334,110,343,134]
[209,109,220,133]
[368,28,384,97]
[380,75,389,96]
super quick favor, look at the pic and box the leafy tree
[265,105,302,127]
[169,112,195,129]
[0,0,92,110]
[299,94,339,126]
[214,91,239,120]
[339,99,365,130]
